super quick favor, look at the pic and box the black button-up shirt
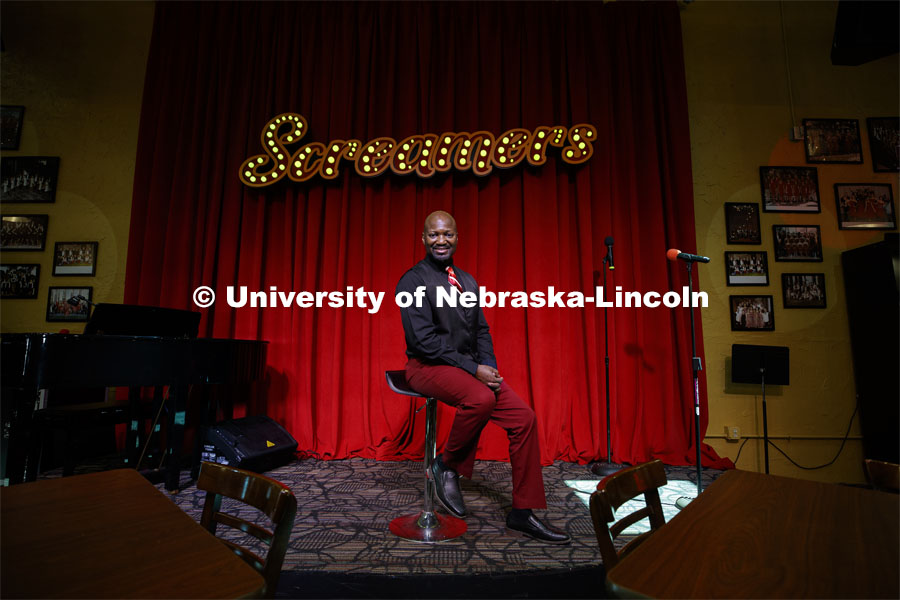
[396,255,497,376]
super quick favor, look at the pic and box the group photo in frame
[52,241,98,276]
[802,118,863,164]
[866,117,899,172]
[834,183,896,230]
[0,156,60,204]
[772,224,823,262]
[724,202,761,244]
[730,295,775,331]
[46,286,92,322]
[724,251,769,286]
[0,214,48,251]
[759,166,820,213]
[782,273,826,309]
[0,264,40,299]
[0,105,25,150]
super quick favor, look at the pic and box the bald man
[395,210,570,544]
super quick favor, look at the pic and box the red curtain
[125,1,731,469]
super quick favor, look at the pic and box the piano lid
[84,304,201,338]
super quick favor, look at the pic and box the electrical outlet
[725,425,741,442]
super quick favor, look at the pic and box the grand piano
[1,303,267,490]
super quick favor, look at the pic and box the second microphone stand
[590,254,626,477]
[675,259,704,509]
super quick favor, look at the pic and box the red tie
[446,266,464,293]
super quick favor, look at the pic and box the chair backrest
[864,458,900,493]
[589,459,667,568]
[197,461,297,598]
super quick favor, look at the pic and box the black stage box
[202,415,298,473]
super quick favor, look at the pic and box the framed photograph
[834,183,896,230]
[782,273,826,309]
[725,251,769,286]
[0,214,49,251]
[1,156,60,203]
[730,295,775,331]
[725,203,761,244]
[0,105,25,150]
[759,167,820,213]
[772,225,823,262]
[52,241,98,276]
[46,286,92,322]
[866,117,899,172]
[802,118,863,164]
[0,264,40,299]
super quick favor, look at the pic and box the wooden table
[606,469,900,599]
[1,469,265,598]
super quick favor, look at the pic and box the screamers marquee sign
[239,113,596,187]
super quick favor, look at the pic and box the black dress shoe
[430,457,466,517]
[506,513,571,545]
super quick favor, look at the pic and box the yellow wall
[1,1,896,483]
[0,1,153,332]
[682,1,899,483]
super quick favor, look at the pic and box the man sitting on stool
[396,210,570,545]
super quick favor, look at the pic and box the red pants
[405,358,547,509]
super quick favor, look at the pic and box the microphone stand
[675,260,704,509]
[590,254,626,477]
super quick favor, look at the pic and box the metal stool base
[385,372,467,543]
[389,510,467,543]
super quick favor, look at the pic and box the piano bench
[35,399,147,476]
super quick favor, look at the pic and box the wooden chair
[589,459,667,568]
[197,461,297,598]
[864,458,900,493]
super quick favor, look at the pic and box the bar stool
[384,370,467,542]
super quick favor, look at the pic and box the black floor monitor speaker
[202,415,298,473]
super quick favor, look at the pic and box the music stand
[84,304,201,338]
[732,344,790,474]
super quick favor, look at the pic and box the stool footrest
[389,511,467,543]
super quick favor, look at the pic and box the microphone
[604,236,615,270]
[667,248,710,263]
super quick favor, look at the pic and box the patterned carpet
[44,457,724,598]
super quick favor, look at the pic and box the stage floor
[156,458,724,598]
[39,457,724,598]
